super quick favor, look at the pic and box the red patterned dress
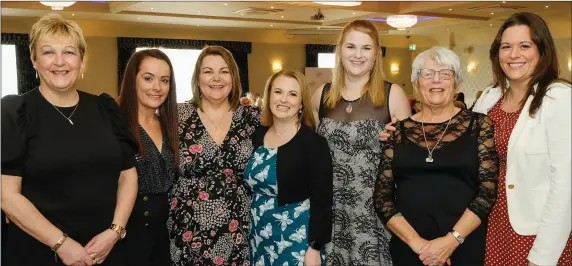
[485,100,572,266]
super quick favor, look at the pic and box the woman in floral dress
[168,46,261,265]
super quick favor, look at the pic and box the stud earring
[81,72,84,79]
[299,109,302,114]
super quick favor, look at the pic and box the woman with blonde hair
[246,69,333,265]
[311,19,412,265]
[1,14,138,266]
[168,45,261,265]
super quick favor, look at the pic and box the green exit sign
[409,44,416,51]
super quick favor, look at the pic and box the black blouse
[1,89,137,265]
[135,125,176,195]
[252,125,334,248]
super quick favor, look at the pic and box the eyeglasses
[418,69,455,80]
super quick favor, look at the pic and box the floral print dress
[168,104,261,266]
[244,146,325,266]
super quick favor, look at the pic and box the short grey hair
[411,46,462,86]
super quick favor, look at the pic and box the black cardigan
[252,124,333,248]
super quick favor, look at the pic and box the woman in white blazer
[472,12,572,266]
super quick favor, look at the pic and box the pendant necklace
[421,111,453,163]
[203,109,230,136]
[344,98,359,114]
[40,88,79,125]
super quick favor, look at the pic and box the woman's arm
[527,87,571,266]
[311,84,326,130]
[374,125,428,253]
[2,175,93,265]
[388,84,412,121]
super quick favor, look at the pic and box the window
[2,45,19,97]
[318,53,336,68]
[136,47,202,103]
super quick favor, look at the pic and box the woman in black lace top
[118,49,179,266]
[374,47,499,266]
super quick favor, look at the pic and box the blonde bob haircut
[261,69,317,131]
[189,45,242,111]
[324,20,386,109]
[29,13,87,61]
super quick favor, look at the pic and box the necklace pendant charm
[425,156,434,163]
[68,118,73,125]
[213,127,220,135]
[345,103,353,114]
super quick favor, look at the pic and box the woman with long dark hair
[118,49,179,266]
[473,12,572,266]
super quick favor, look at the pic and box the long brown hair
[118,49,179,165]
[189,46,242,111]
[490,12,571,117]
[261,69,316,131]
[324,20,386,109]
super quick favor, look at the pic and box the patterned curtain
[117,37,252,94]
[305,44,336,68]
[1,33,40,95]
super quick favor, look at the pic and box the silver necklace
[274,124,298,137]
[40,88,79,125]
[421,111,453,163]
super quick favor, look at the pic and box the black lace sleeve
[374,122,401,225]
[468,114,499,221]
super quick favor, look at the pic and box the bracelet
[51,233,68,252]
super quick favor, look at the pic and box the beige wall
[3,16,570,101]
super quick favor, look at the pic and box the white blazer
[473,82,571,266]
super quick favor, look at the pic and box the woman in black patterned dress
[118,49,179,266]
[168,46,260,265]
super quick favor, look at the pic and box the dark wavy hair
[118,49,179,165]
[489,12,570,117]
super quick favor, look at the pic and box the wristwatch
[110,224,127,240]
[309,240,323,250]
[450,230,465,244]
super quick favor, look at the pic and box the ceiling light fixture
[40,1,76,10]
[449,8,452,11]
[386,15,418,30]
[313,1,361,7]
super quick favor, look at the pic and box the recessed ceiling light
[502,1,506,3]
[196,25,199,26]
[449,8,452,11]
[545,5,549,8]
[352,12,356,15]
[150,7,153,10]
[447,28,450,31]
[490,12,494,15]
[224,3,227,5]
[198,10,201,13]
[318,27,321,29]
[241,13,244,16]
[271,6,274,9]
[270,24,274,27]
[72,13,75,16]
[490,24,493,26]
[281,16,284,18]
[137,17,140,20]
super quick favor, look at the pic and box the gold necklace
[202,109,230,136]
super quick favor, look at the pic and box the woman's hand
[419,234,458,266]
[56,237,93,266]
[379,117,397,142]
[407,236,430,257]
[304,247,321,266]
[84,229,119,264]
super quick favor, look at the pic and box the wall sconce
[272,61,282,72]
[390,64,399,74]
[467,62,477,73]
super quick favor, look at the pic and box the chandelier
[40,2,76,10]
[313,2,361,7]
[386,15,418,30]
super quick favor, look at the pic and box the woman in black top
[118,49,179,266]
[374,47,499,266]
[1,14,138,266]
[245,69,333,265]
